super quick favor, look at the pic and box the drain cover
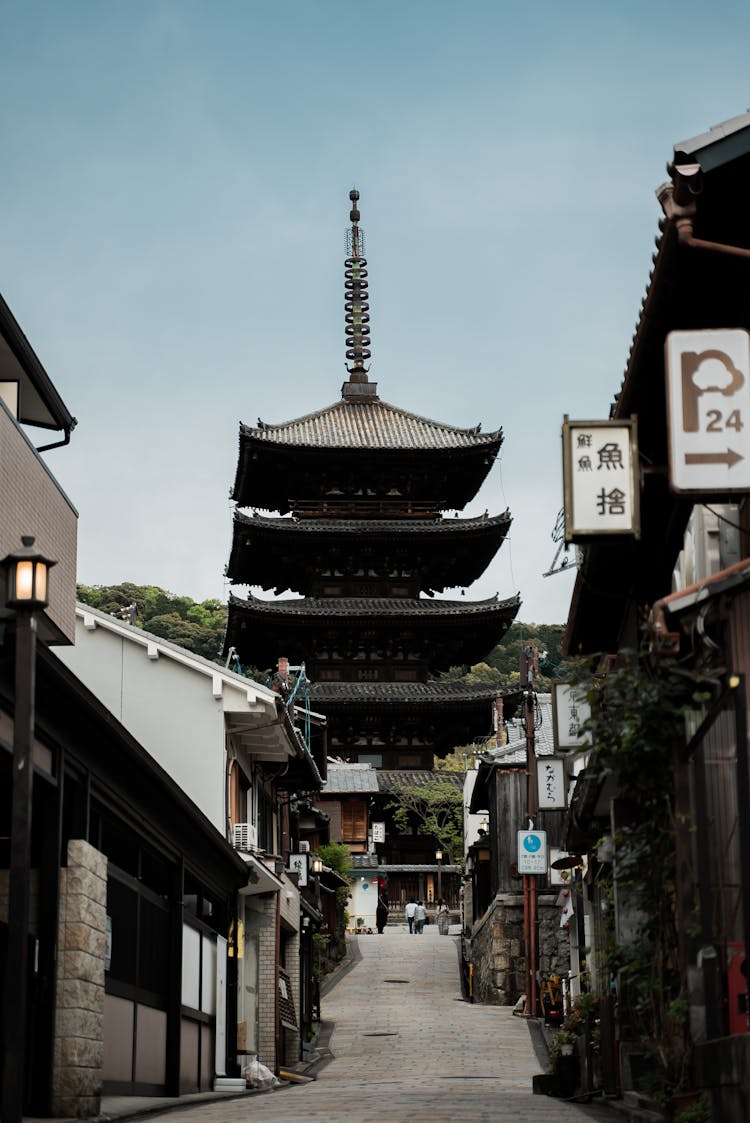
[363,1032,398,1037]
[383,979,410,984]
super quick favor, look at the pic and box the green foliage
[673,1093,711,1122]
[77,582,227,664]
[317,841,352,879]
[574,650,698,1098]
[384,777,463,864]
[439,620,570,693]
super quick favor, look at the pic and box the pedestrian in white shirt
[405,898,417,933]
[415,900,426,934]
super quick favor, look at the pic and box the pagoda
[225,190,520,771]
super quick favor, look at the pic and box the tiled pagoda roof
[228,592,520,620]
[242,398,502,452]
[232,510,510,537]
[310,681,518,705]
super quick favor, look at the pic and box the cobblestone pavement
[141,924,615,1123]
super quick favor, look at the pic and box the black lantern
[311,856,324,875]
[3,535,56,610]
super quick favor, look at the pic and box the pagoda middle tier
[225,591,520,682]
[227,510,512,597]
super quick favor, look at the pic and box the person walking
[405,898,417,934]
[437,898,450,935]
[376,891,389,934]
[415,900,426,934]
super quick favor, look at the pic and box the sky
[2,1,750,625]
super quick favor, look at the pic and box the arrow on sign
[684,448,744,468]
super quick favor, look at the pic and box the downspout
[36,421,76,454]
[658,165,750,262]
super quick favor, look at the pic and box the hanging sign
[288,853,308,887]
[372,822,385,843]
[666,329,750,493]
[517,830,547,874]
[537,759,566,808]
[562,417,640,541]
[552,683,591,750]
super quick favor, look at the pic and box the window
[229,761,249,828]
[341,800,367,842]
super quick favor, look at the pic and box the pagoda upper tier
[231,396,503,515]
[227,509,512,596]
[225,591,520,679]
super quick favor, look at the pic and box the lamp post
[435,849,443,903]
[1,536,55,1123]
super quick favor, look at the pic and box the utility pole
[520,641,539,1018]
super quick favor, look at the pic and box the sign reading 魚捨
[562,417,640,541]
[666,328,750,494]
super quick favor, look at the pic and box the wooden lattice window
[341,800,367,842]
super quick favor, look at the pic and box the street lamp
[1,535,55,1123]
[311,856,323,875]
[435,849,443,903]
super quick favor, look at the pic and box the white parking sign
[666,329,750,493]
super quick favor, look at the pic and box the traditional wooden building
[225,190,520,780]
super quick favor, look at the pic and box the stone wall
[469,892,569,1006]
[52,839,107,1118]
[251,893,278,1070]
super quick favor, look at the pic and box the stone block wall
[470,892,569,1006]
[52,839,107,1118]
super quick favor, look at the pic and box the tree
[385,776,464,864]
[438,621,572,694]
[77,582,228,664]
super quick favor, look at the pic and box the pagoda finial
[344,187,372,384]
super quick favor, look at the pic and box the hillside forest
[76,582,568,692]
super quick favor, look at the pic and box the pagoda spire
[342,188,378,401]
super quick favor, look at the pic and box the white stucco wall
[55,615,227,832]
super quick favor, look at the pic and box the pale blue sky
[2,1,750,623]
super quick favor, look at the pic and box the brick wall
[252,894,278,1070]
[52,839,107,1118]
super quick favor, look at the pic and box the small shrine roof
[229,592,520,619]
[242,398,502,452]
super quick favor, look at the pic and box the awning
[238,853,284,896]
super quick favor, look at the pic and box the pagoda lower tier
[226,592,520,679]
[226,510,512,596]
[309,682,523,767]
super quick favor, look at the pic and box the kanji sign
[288,853,308,887]
[372,822,385,843]
[552,683,591,750]
[666,329,750,493]
[537,758,566,808]
[562,417,640,541]
[518,830,548,874]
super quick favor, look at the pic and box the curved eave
[227,592,520,622]
[231,433,502,510]
[225,511,512,589]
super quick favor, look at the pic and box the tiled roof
[233,511,511,537]
[479,693,555,765]
[311,681,517,705]
[377,769,464,792]
[324,762,380,793]
[242,398,502,451]
[229,592,520,619]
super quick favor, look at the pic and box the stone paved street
[139,923,615,1123]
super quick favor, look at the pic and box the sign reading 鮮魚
[562,417,640,542]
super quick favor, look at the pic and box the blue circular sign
[523,834,542,853]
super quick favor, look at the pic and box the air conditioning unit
[298,841,311,853]
[232,823,258,851]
